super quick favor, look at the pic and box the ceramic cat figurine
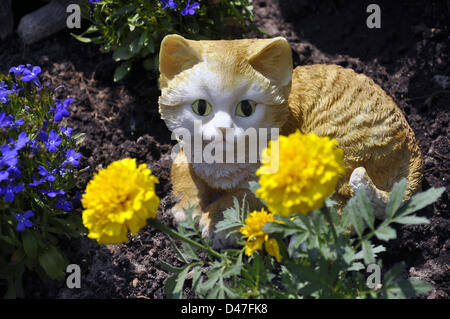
[157,34,423,247]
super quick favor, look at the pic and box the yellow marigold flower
[82,158,160,245]
[256,131,345,216]
[240,209,282,262]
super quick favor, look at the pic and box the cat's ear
[159,34,202,80]
[248,37,293,86]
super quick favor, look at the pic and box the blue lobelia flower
[13,132,30,151]
[74,191,82,202]
[60,126,73,139]
[29,175,43,187]
[8,65,25,77]
[42,120,49,131]
[64,149,81,167]
[15,210,34,231]
[1,183,24,202]
[0,113,25,130]
[37,165,56,182]
[21,66,42,87]
[38,129,62,153]
[0,82,8,103]
[159,0,177,9]
[49,99,72,122]
[0,170,9,182]
[6,164,21,180]
[181,0,199,15]
[0,91,9,104]
[0,144,19,168]
[0,112,13,128]
[9,118,25,130]
[88,0,101,3]
[28,139,40,153]
[39,188,65,198]
[55,198,73,212]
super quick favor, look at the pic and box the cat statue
[157,34,423,247]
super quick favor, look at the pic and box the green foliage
[0,71,85,298]
[75,0,257,81]
[158,179,444,299]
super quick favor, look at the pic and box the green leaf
[287,232,309,258]
[354,244,385,261]
[395,187,445,218]
[223,252,243,278]
[394,216,430,225]
[386,179,407,219]
[344,197,364,238]
[200,267,221,293]
[262,220,299,237]
[361,240,375,264]
[112,3,139,15]
[374,224,397,241]
[382,262,405,288]
[157,260,184,274]
[138,31,155,54]
[167,236,189,264]
[191,266,202,293]
[82,25,99,34]
[22,231,38,259]
[38,246,67,280]
[215,206,243,236]
[128,37,142,56]
[399,279,433,297]
[71,33,102,43]
[348,262,365,271]
[164,274,177,298]
[113,61,132,82]
[113,46,133,61]
[172,265,192,299]
[180,240,199,261]
[355,189,375,230]
[384,279,433,299]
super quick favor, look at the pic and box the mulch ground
[0,0,448,298]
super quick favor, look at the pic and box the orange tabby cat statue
[158,34,423,248]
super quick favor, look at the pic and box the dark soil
[0,0,448,298]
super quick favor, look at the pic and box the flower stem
[148,219,225,260]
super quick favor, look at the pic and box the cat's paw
[198,212,238,250]
[349,167,388,219]
[349,167,372,194]
[211,230,239,250]
[170,206,187,223]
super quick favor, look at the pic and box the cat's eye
[191,99,212,116]
[235,100,256,117]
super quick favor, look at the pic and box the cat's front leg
[170,150,218,223]
[199,189,265,249]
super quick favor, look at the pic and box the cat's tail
[349,149,423,219]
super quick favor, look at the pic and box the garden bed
[0,0,448,298]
